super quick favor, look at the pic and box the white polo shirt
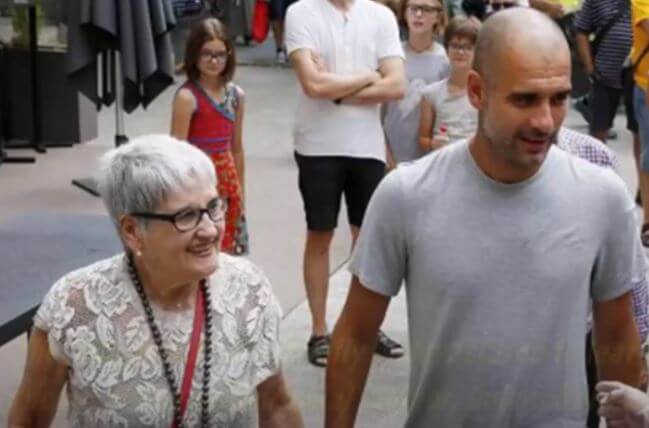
[285,0,404,161]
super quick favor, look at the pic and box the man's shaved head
[473,8,569,84]
[465,7,572,183]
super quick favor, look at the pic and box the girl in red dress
[171,18,248,255]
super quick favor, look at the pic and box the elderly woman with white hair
[8,135,303,428]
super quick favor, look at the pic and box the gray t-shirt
[383,42,449,162]
[349,140,645,427]
[421,79,477,144]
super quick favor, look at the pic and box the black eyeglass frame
[490,1,515,10]
[406,4,443,14]
[130,197,229,233]
[199,50,230,62]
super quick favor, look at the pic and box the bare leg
[304,230,335,337]
[350,225,360,250]
[271,20,283,52]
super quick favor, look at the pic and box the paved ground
[0,39,641,426]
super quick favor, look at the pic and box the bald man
[325,8,644,427]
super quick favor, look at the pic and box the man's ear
[467,70,485,110]
[119,215,143,255]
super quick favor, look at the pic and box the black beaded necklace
[127,255,213,428]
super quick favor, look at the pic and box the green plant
[10,1,43,48]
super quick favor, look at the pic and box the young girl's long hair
[183,18,237,83]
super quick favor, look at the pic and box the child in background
[382,0,449,166]
[171,18,249,255]
[418,17,480,152]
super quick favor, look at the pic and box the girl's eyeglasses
[199,50,229,63]
[406,4,443,14]
[448,43,474,53]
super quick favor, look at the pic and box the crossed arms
[289,49,405,105]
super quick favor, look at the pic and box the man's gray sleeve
[591,177,649,302]
[348,170,407,297]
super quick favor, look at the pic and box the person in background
[574,0,635,146]
[557,127,649,428]
[383,0,449,166]
[7,136,303,428]
[285,0,406,367]
[418,17,480,151]
[574,0,649,223]
[269,0,298,64]
[632,0,649,247]
[172,18,249,256]
[461,0,487,20]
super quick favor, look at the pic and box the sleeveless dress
[183,81,249,255]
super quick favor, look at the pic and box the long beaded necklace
[127,256,213,428]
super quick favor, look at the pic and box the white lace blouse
[34,253,283,427]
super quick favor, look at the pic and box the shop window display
[0,0,66,49]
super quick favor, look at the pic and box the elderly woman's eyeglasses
[490,1,515,10]
[130,197,229,232]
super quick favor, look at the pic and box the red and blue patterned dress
[183,81,249,255]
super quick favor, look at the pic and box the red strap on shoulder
[172,284,205,428]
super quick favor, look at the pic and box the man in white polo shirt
[285,0,406,367]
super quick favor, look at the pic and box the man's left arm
[590,173,649,387]
[340,57,406,105]
[257,371,304,428]
[592,292,642,387]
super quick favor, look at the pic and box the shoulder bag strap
[634,44,649,70]
[591,0,627,57]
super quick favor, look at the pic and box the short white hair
[96,135,217,227]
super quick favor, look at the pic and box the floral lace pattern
[34,253,282,427]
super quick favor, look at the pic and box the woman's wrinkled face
[138,178,223,285]
[405,0,443,36]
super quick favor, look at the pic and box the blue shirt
[574,0,632,89]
